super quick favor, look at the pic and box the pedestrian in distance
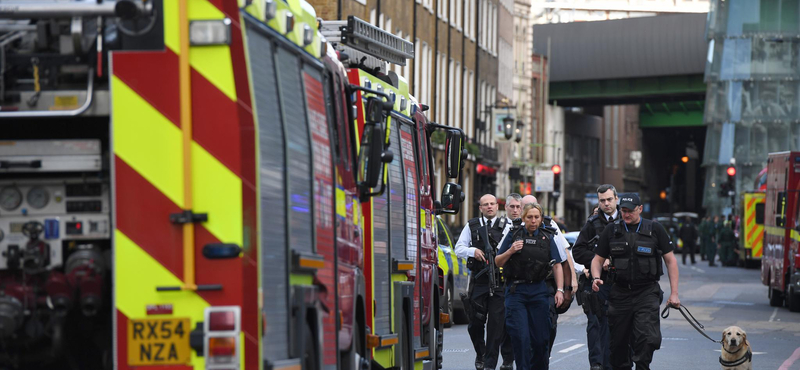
[591,193,681,370]
[521,195,577,369]
[699,216,713,263]
[496,202,565,370]
[455,194,515,370]
[572,184,620,370]
[679,217,698,265]
[718,215,737,267]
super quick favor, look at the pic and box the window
[456,0,462,30]
[462,172,470,225]
[450,0,456,26]
[464,0,470,37]
[370,8,376,25]
[454,63,461,130]
[482,0,488,48]
[414,38,421,96]
[403,35,411,80]
[427,47,433,105]
[605,106,611,168]
[467,71,474,138]
[613,106,619,169]
[448,59,455,126]
[756,203,765,225]
[470,0,476,40]
[437,218,452,248]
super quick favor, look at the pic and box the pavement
[442,258,800,370]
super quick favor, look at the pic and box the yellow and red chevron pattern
[112,0,257,368]
[743,192,765,259]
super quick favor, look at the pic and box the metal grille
[373,178,391,335]
[277,43,314,253]
[399,124,418,270]
[389,124,407,262]
[246,19,288,360]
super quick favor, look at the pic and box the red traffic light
[726,166,736,177]
[551,164,562,175]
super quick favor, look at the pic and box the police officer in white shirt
[454,194,515,370]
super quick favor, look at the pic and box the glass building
[703,0,800,214]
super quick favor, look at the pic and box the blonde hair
[522,203,544,225]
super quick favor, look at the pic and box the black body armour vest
[609,219,663,286]
[467,217,507,283]
[505,227,553,283]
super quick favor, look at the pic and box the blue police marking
[637,246,652,254]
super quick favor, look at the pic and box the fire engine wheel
[769,286,783,307]
[342,322,367,370]
[787,283,800,312]
[303,323,318,370]
[443,284,453,328]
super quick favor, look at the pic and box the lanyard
[623,219,642,233]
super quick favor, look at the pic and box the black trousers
[581,276,611,369]
[467,281,514,369]
[545,279,558,370]
[607,282,663,370]
[682,242,696,264]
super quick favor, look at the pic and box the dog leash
[661,304,719,344]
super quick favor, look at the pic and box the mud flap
[290,285,321,370]
[393,281,415,370]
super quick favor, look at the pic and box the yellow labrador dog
[719,326,752,370]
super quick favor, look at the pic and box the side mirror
[445,129,465,178]
[358,122,386,189]
[439,182,465,214]
[366,96,385,124]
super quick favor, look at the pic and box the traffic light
[552,164,561,198]
[726,165,736,197]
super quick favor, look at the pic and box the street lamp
[514,120,524,143]
[503,116,514,140]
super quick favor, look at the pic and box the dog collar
[719,348,752,368]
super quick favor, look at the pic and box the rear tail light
[209,337,236,356]
[204,306,241,370]
[209,311,236,331]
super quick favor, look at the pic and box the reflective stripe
[114,230,209,368]
[190,45,237,101]
[163,0,180,52]
[336,187,346,218]
[192,142,244,245]
[437,247,450,276]
[112,77,185,208]
[188,0,237,101]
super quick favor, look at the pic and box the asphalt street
[441,258,800,370]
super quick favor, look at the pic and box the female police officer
[496,203,565,370]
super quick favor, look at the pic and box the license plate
[128,318,191,366]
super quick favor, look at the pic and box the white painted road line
[713,300,755,306]
[558,344,585,353]
[689,265,706,274]
[770,307,779,322]
[552,339,576,347]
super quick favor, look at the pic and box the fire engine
[0,0,466,369]
[762,152,800,312]
[319,15,466,370]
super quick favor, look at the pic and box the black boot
[499,362,513,370]
[475,356,484,370]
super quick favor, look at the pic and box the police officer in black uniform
[455,194,514,370]
[591,194,680,370]
[496,202,564,370]
[573,184,619,370]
